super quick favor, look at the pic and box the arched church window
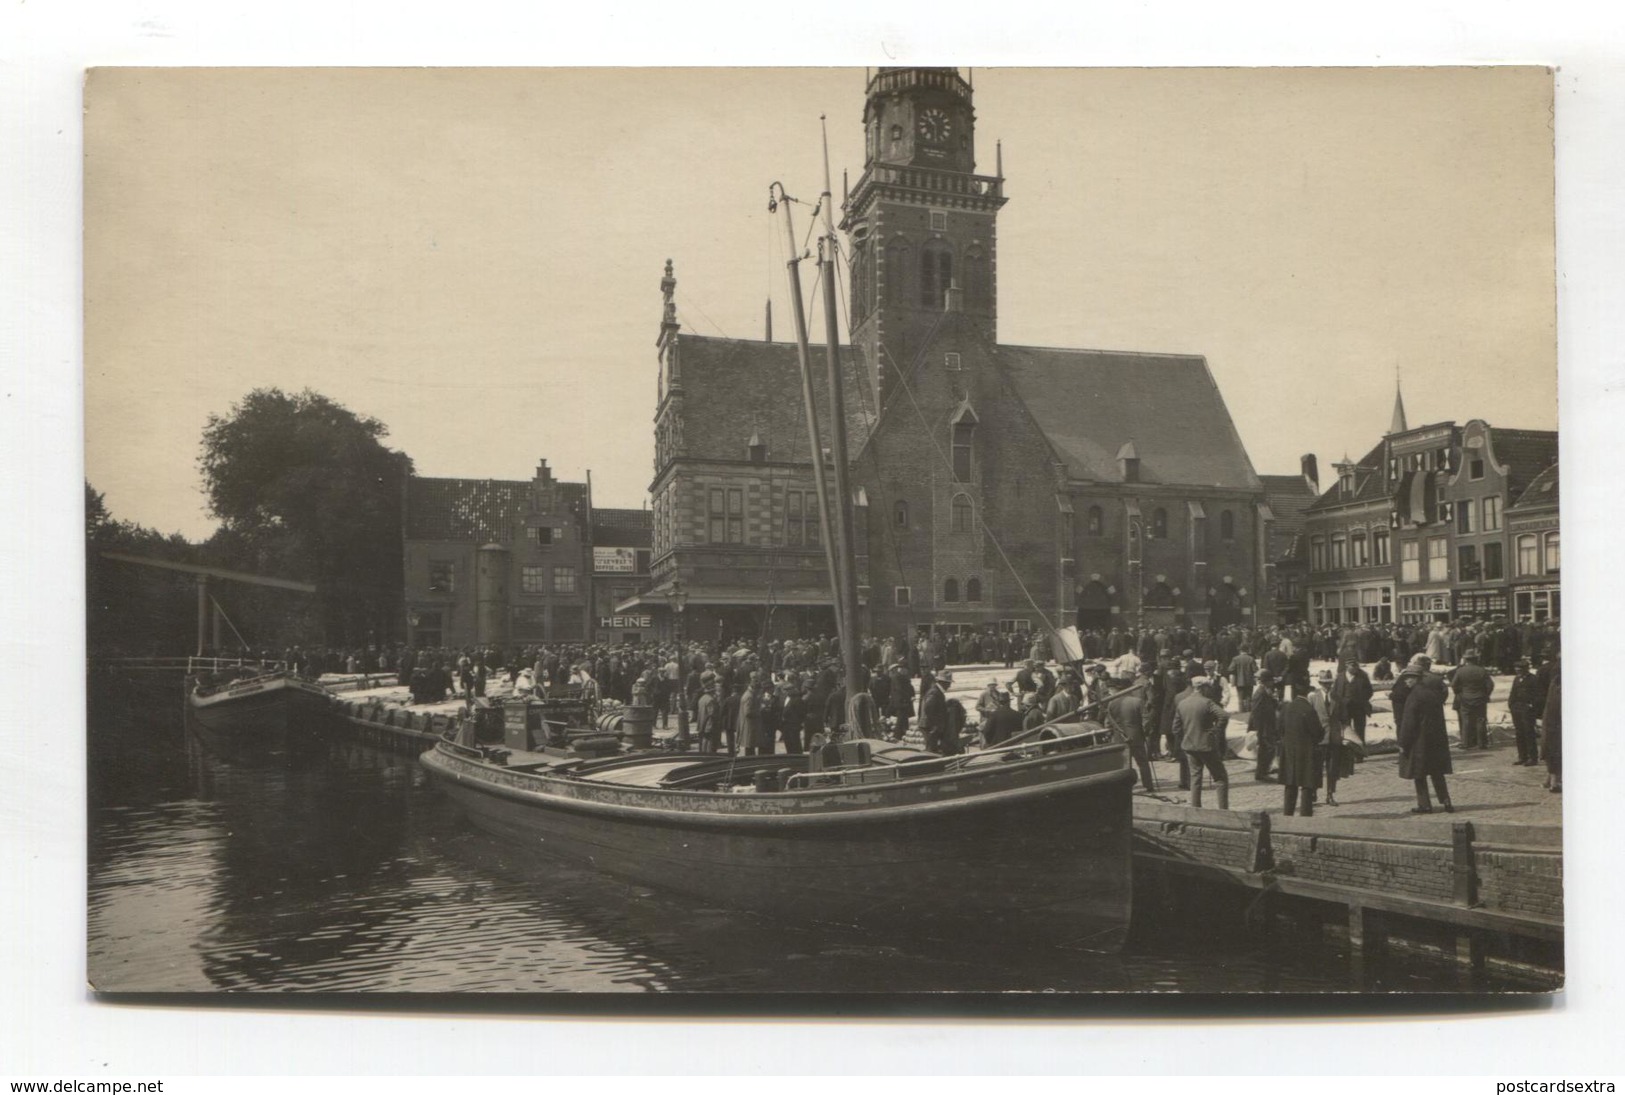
[963,246,989,310]
[1086,505,1104,536]
[1220,509,1235,541]
[893,499,909,528]
[943,578,959,603]
[965,577,982,603]
[952,494,973,533]
[884,238,910,306]
[1152,508,1168,540]
[920,241,953,309]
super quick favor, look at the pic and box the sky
[84,66,1555,539]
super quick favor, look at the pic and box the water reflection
[86,676,1553,995]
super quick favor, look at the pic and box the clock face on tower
[917,108,951,144]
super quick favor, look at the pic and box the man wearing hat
[694,670,721,754]
[983,688,1023,748]
[1105,673,1155,792]
[1449,650,1495,751]
[1250,669,1281,781]
[1508,658,1541,766]
[1021,689,1048,734]
[1309,667,1344,807]
[887,661,915,743]
[1173,671,1232,809]
[920,669,953,754]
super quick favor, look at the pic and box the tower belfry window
[920,241,953,309]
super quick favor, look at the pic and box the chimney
[1300,453,1319,494]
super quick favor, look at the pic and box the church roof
[996,345,1262,491]
[671,335,876,465]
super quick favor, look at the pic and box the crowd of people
[242,612,1561,815]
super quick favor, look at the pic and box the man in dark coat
[1277,691,1324,816]
[1398,662,1454,813]
[886,663,915,743]
[1105,675,1155,792]
[1262,643,1289,699]
[919,670,952,754]
[1250,671,1281,781]
[1160,657,1190,787]
[1227,648,1258,712]
[1508,659,1541,766]
[982,690,1022,747]
[1542,658,1562,793]
[1449,651,1495,751]
[1336,660,1374,744]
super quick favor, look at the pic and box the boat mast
[768,181,849,657]
[816,116,865,706]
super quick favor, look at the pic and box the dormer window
[1117,440,1140,483]
[747,431,766,464]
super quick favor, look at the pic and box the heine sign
[601,615,653,630]
[593,547,637,573]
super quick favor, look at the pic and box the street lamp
[665,578,691,750]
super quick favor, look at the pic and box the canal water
[87,676,1550,995]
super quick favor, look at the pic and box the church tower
[840,68,1008,410]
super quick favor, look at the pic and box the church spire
[1389,370,1408,435]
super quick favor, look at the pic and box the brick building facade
[633,68,1274,644]
[403,460,653,649]
[1303,395,1557,626]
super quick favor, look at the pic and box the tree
[85,481,200,657]
[199,389,414,646]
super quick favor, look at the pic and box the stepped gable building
[1505,459,1560,623]
[633,68,1274,642]
[404,459,645,648]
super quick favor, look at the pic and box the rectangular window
[894,586,912,607]
[1427,536,1449,582]
[1329,535,1347,569]
[1469,458,1485,480]
[1483,541,1504,581]
[1350,532,1369,568]
[521,565,546,594]
[527,526,555,546]
[413,610,443,649]
[709,488,726,543]
[553,566,577,594]
[952,424,974,482]
[1482,496,1501,531]
[427,561,454,594]
[728,488,744,543]
[929,210,948,231]
[944,352,962,371]
[1400,540,1420,584]
[785,489,803,546]
[784,490,820,546]
[1517,534,1539,576]
[1545,531,1560,574]
[1457,544,1478,582]
[1373,528,1391,566]
[1310,537,1326,571]
[1456,502,1473,534]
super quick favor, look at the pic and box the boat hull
[423,742,1135,951]
[185,674,334,762]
